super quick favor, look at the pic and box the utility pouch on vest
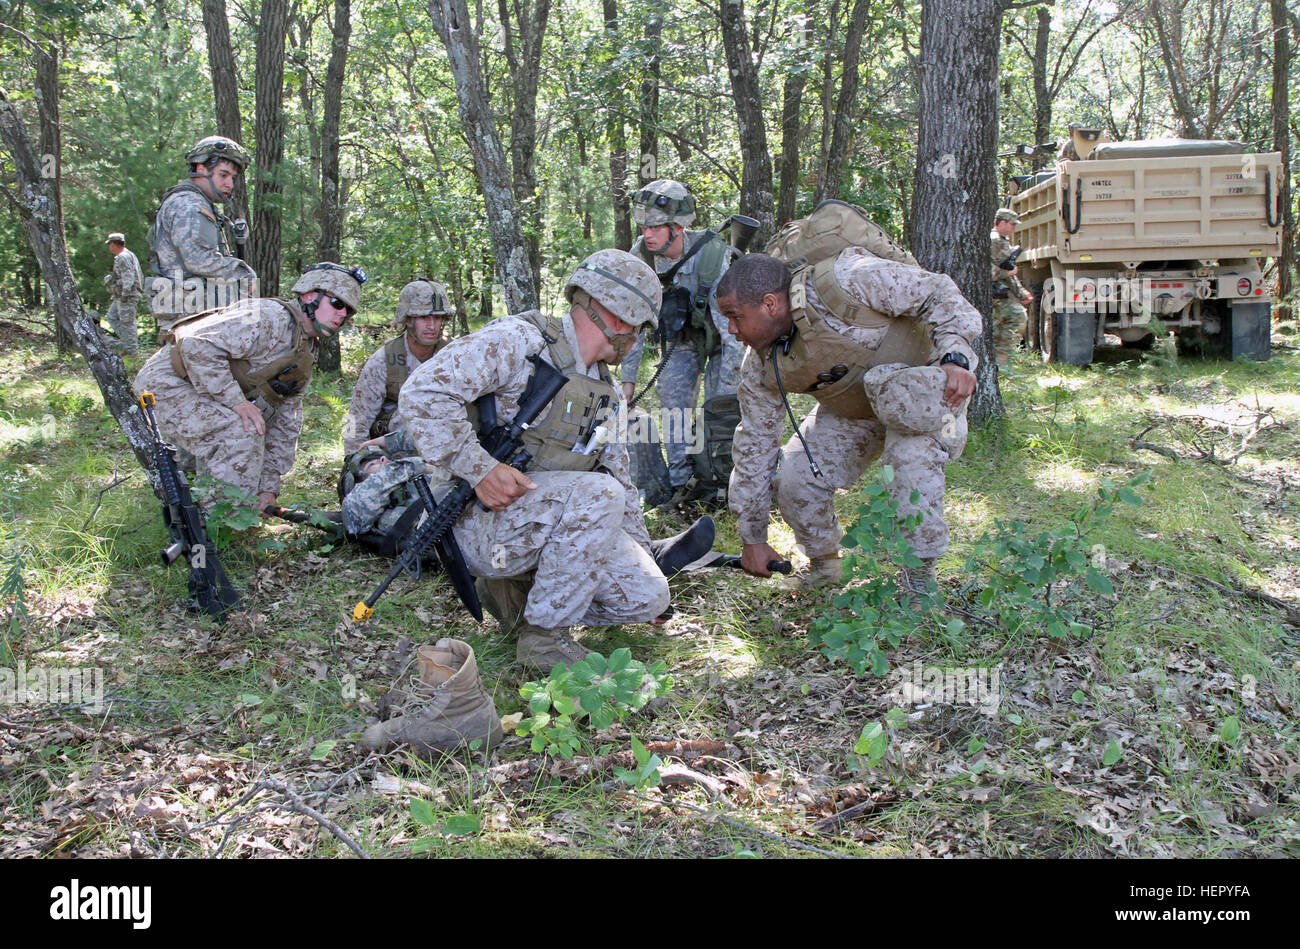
[657,286,693,347]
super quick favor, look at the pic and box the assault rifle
[138,393,240,620]
[998,245,1023,272]
[352,353,570,624]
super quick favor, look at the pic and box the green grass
[1,316,1298,858]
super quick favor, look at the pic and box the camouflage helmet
[564,249,661,330]
[290,262,367,313]
[338,446,389,503]
[185,135,252,172]
[994,208,1019,224]
[631,179,697,228]
[395,279,452,329]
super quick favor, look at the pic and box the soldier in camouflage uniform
[133,262,364,512]
[716,251,980,592]
[148,136,257,338]
[620,179,741,497]
[399,249,670,672]
[990,209,1034,365]
[338,429,431,556]
[102,232,144,355]
[343,279,454,453]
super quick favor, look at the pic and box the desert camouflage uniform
[400,312,669,629]
[343,337,437,454]
[105,246,144,355]
[620,231,741,487]
[729,247,981,560]
[132,297,313,499]
[149,182,256,333]
[990,230,1028,360]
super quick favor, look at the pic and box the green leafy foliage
[191,476,262,547]
[613,735,665,790]
[513,648,672,760]
[1,527,26,661]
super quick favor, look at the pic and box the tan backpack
[766,199,917,269]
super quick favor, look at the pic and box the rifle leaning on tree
[352,353,570,624]
[138,393,240,620]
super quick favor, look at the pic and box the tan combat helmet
[185,135,252,173]
[565,249,662,345]
[394,279,452,331]
[994,208,1019,224]
[291,262,367,333]
[631,179,697,229]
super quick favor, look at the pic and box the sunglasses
[324,294,355,317]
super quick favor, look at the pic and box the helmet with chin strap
[290,262,367,337]
[564,249,660,360]
[631,179,696,230]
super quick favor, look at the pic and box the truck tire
[1175,301,1269,360]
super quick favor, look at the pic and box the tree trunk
[718,0,776,242]
[911,0,1002,424]
[428,0,537,312]
[602,0,632,249]
[313,0,351,373]
[33,40,72,354]
[1272,0,1294,321]
[815,0,869,205]
[639,4,663,181]
[200,0,250,225]
[777,11,813,224]
[1031,4,1051,170]
[0,94,157,477]
[496,0,550,298]
[252,0,290,296]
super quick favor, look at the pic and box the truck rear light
[1237,277,1252,295]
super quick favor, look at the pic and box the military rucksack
[766,199,917,270]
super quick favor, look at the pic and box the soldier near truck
[990,209,1034,366]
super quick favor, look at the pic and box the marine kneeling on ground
[132,262,364,513]
[360,250,716,757]
[343,279,454,454]
[718,213,979,595]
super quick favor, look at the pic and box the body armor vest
[372,336,413,440]
[513,313,617,473]
[760,259,933,420]
[149,181,232,277]
[635,233,728,356]
[168,298,317,407]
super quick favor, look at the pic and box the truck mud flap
[1226,301,1271,361]
[1052,310,1096,366]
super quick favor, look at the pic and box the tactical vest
[635,232,729,354]
[371,336,414,440]
[513,312,617,473]
[168,298,318,407]
[760,259,933,420]
[148,181,231,277]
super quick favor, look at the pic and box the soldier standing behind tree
[990,209,1034,365]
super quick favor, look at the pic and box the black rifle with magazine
[352,353,570,624]
[138,393,240,620]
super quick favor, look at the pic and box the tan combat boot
[361,638,503,756]
[515,626,588,675]
[781,553,844,592]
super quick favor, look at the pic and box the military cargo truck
[1009,134,1283,365]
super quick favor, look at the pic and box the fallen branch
[198,778,370,859]
[1152,565,1300,627]
[81,473,130,530]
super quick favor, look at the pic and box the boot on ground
[361,638,503,756]
[780,553,844,591]
[516,625,588,675]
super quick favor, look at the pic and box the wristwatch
[939,352,970,371]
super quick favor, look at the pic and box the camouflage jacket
[729,247,982,545]
[343,335,434,454]
[108,247,144,301]
[151,180,256,290]
[620,229,740,381]
[157,297,310,496]
[990,232,1026,296]
[399,311,651,550]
